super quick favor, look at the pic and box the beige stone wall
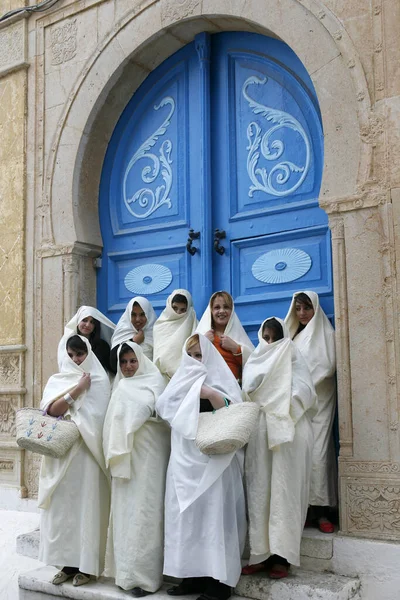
[0,1,28,492]
[1,0,400,540]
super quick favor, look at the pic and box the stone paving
[0,510,43,600]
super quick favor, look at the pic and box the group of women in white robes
[38,287,336,595]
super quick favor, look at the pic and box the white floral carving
[124,264,173,295]
[123,97,175,220]
[251,248,312,284]
[243,76,311,198]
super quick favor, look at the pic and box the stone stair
[17,528,361,600]
[18,565,361,600]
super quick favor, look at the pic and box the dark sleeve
[200,398,214,413]
[91,339,111,373]
[109,344,119,375]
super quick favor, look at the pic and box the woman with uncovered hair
[103,342,170,596]
[110,296,157,372]
[57,306,115,373]
[156,333,246,600]
[197,291,254,381]
[285,291,337,533]
[38,335,111,587]
[242,317,316,578]
[153,289,198,378]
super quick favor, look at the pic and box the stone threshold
[19,566,361,600]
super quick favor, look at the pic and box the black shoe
[131,587,152,597]
[167,581,203,596]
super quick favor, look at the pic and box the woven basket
[16,408,80,459]
[195,402,259,455]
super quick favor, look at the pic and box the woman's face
[120,350,139,377]
[78,316,96,337]
[67,348,88,365]
[131,304,147,330]
[295,300,315,326]
[172,301,187,315]
[211,295,232,330]
[262,326,276,344]
[187,342,202,362]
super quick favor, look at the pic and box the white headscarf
[111,297,157,360]
[39,335,111,508]
[156,333,243,512]
[57,306,115,370]
[285,291,336,386]
[243,317,316,449]
[153,289,198,378]
[103,342,167,479]
[196,292,254,363]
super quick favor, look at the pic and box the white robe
[103,342,170,591]
[38,336,111,576]
[196,292,254,364]
[156,334,247,587]
[111,296,157,360]
[243,318,316,566]
[153,289,198,378]
[285,291,337,507]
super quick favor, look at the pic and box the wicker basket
[16,408,80,459]
[195,402,259,455]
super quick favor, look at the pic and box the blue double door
[98,32,332,341]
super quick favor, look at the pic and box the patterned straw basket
[195,402,260,455]
[16,408,80,459]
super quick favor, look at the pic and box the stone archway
[33,0,398,542]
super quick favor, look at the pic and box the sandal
[72,572,91,586]
[131,588,152,597]
[317,517,334,534]
[51,570,75,585]
[268,564,290,579]
[241,563,267,575]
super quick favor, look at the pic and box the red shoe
[241,563,267,575]
[268,564,290,579]
[318,518,334,534]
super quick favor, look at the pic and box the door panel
[98,43,206,318]
[210,33,330,328]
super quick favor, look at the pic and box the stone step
[17,527,335,569]
[17,528,40,560]
[19,567,361,600]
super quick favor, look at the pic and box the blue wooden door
[99,32,332,336]
[210,33,330,341]
[98,41,210,318]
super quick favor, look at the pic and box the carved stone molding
[161,0,201,26]
[0,395,19,438]
[345,482,400,539]
[24,452,41,498]
[341,461,400,475]
[0,19,28,78]
[50,19,78,66]
[0,449,21,486]
[0,350,24,389]
[320,188,389,215]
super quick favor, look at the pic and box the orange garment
[213,335,242,380]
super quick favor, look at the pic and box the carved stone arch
[45,0,369,250]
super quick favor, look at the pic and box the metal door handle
[213,229,226,255]
[186,229,200,255]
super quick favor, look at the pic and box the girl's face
[187,342,202,362]
[131,304,147,330]
[78,316,96,337]
[295,300,315,326]
[172,301,187,315]
[120,350,139,377]
[262,326,276,344]
[67,348,88,365]
[211,295,232,330]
